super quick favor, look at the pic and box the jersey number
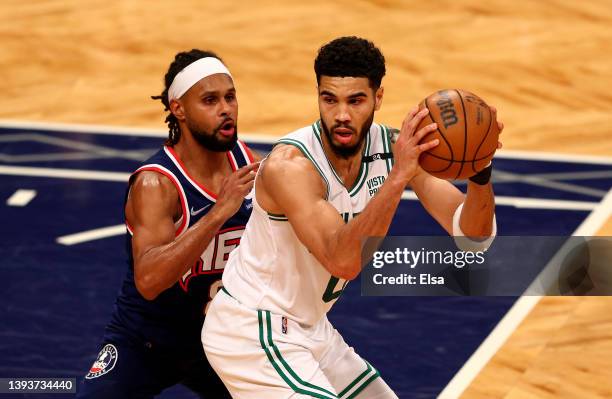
[322,276,348,303]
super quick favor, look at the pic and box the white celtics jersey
[222,121,394,326]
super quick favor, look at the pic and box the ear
[169,99,186,121]
[374,86,384,111]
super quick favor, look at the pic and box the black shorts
[76,336,230,399]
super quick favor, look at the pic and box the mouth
[332,127,354,145]
[217,119,235,138]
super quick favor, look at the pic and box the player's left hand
[490,106,504,150]
[468,105,503,185]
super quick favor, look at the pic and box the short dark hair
[314,36,386,89]
[151,49,224,146]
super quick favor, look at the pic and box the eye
[204,96,217,104]
[225,93,236,102]
[349,98,363,105]
[323,97,336,104]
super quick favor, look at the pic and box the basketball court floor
[1,1,612,398]
[1,122,610,398]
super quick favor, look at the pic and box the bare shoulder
[267,143,308,161]
[256,144,326,212]
[261,144,321,184]
[130,171,177,200]
[126,171,179,221]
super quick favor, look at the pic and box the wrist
[207,204,230,226]
[469,162,493,185]
[387,169,411,190]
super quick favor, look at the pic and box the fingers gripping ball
[416,89,500,180]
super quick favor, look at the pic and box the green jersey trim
[311,121,371,197]
[220,286,234,298]
[258,310,338,398]
[337,360,380,399]
[268,212,289,222]
[380,125,394,173]
[277,138,330,200]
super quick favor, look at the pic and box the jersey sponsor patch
[85,344,118,379]
[366,175,386,197]
[282,316,288,334]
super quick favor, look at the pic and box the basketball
[416,89,500,180]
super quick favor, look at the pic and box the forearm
[410,171,464,234]
[458,181,495,237]
[328,170,407,279]
[135,207,227,299]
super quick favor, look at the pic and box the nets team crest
[85,344,118,379]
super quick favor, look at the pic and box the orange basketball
[416,89,499,180]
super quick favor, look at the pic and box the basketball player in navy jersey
[77,49,260,398]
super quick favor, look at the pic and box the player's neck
[320,133,365,189]
[171,135,232,182]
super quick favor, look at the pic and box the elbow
[134,269,161,301]
[340,269,361,281]
[325,259,361,281]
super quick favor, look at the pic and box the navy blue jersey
[105,141,254,354]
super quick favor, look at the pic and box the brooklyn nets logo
[85,344,118,379]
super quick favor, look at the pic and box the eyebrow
[200,87,236,97]
[348,92,367,99]
[319,90,368,98]
[320,90,336,97]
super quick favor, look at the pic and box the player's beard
[187,117,238,152]
[320,110,374,159]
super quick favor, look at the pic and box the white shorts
[202,288,397,399]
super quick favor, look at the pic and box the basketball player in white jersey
[203,37,502,398]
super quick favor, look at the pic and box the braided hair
[151,49,223,146]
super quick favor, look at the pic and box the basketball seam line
[471,103,494,173]
[455,89,468,180]
[422,148,497,164]
[424,96,454,173]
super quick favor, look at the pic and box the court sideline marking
[0,121,607,245]
[2,119,612,164]
[2,120,611,390]
[0,164,601,246]
[56,225,127,246]
[6,189,37,206]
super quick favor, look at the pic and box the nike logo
[190,204,211,216]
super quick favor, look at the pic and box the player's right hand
[215,162,260,218]
[392,107,439,184]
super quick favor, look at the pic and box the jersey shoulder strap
[276,124,331,199]
[229,140,255,169]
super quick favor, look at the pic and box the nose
[219,98,232,117]
[335,103,351,124]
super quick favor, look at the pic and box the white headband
[167,57,232,102]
